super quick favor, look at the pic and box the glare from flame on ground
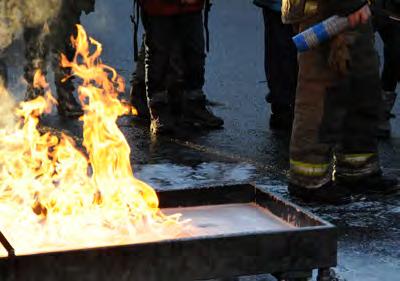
[0,25,188,256]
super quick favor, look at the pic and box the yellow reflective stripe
[339,153,375,165]
[290,159,330,176]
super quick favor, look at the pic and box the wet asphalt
[3,0,400,280]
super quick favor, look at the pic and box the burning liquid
[0,25,187,256]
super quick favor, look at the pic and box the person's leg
[143,14,175,134]
[167,38,185,118]
[23,26,49,100]
[290,46,334,190]
[337,21,397,192]
[289,20,351,204]
[50,4,83,118]
[179,12,223,128]
[0,59,7,89]
[263,8,298,129]
[130,36,150,120]
[375,16,400,137]
[378,18,400,92]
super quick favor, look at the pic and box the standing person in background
[138,0,223,135]
[253,0,298,130]
[129,34,184,121]
[24,0,95,118]
[0,58,7,88]
[285,0,398,204]
[372,0,400,137]
[130,37,151,120]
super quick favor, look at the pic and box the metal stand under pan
[0,183,337,281]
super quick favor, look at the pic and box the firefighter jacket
[139,0,205,16]
[282,0,368,23]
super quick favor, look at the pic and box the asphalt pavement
[4,0,400,280]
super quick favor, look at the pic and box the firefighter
[284,0,398,204]
[253,0,298,130]
[24,0,95,118]
[372,0,400,137]
[138,0,223,135]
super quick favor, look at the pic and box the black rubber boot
[149,102,175,135]
[182,91,223,129]
[130,81,150,120]
[130,80,150,120]
[337,172,399,195]
[288,182,351,205]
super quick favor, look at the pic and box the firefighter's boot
[288,181,351,205]
[130,79,150,120]
[149,91,175,135]
[337,172,399,195]
[182,90,223,129]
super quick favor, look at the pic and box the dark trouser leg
[143,15,175,133]
[131,34,184,120]
[0,59,7,88]
[376,16,400,92]
[23,26,49,100]
[262,8,297,116]
[178,12,223,128]
[130,37,150,119]
[50,8,82,117]
[374,16,400,136]
[143,15,174,104]
[178,12,205,92]
[167,39,185,117]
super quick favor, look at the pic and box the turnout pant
[290,20,382,188]
[143,12,206,105]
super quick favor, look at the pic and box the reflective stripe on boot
[335,153,380,179]
[289,159,332,189]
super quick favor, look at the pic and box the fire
[0,25,186,256]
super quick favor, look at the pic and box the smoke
[0,0,61,52]
[0,79,16,130]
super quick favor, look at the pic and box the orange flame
[0,25,186,256]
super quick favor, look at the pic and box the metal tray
[0,183,337,281]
